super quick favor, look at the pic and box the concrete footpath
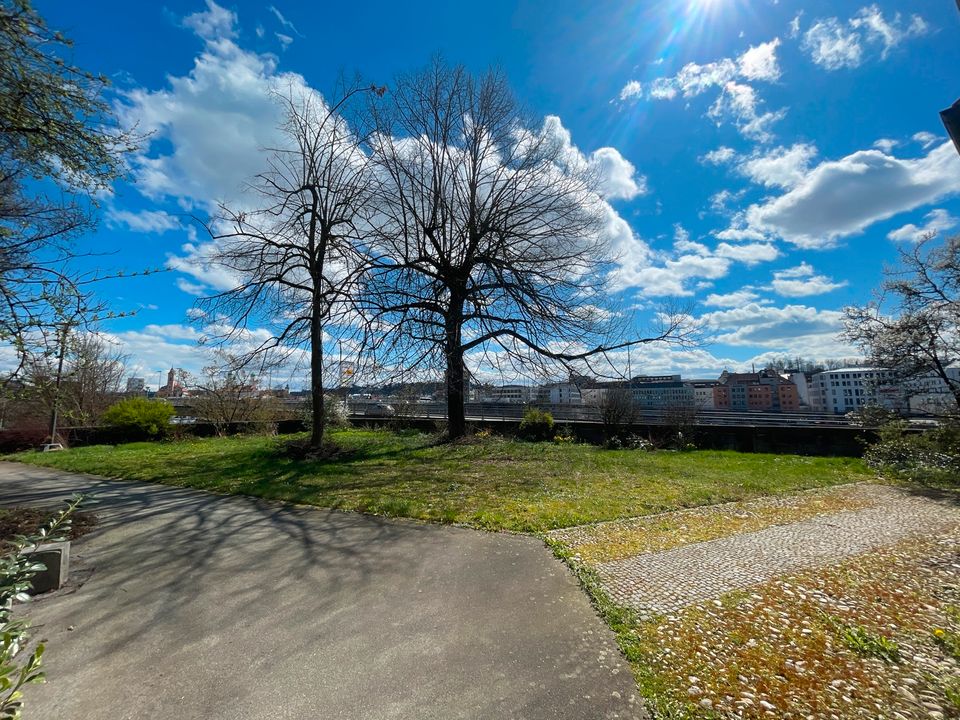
[0,462,641,720]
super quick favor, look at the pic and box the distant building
[125,377,145,393]
[481,384,537,403]
[157,367,185,398]
[714,369,800,412]
[581,375,694,409]
[687,380,718,410]
[904,367,960,415]
[808,368,904,414]
[537,382,582,405]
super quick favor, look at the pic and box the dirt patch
[0,506,98,545]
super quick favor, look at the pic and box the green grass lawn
[8,429,873,532]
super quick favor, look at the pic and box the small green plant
[1,496,84,719]
[518,407,553,442]
[944,677,960,711]
[821,613,900,663]
[932,605,960,661]
[553,425,575,444]
[101,397,175,440]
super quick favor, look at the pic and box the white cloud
[734,142,960,248]
[738,38,782,82]
[275,32,293,49]
[649,78,678,100]
[708,82,785,142]
[913,131,940,149]
[802,6,928,71]
[887,208,959,242]
[702,303,853,356]
[737,143,818,189]
[851,4,928,59]
[268,5,302,36]
[182,0,237,41]
[802,18,863,70]
[788,13,803,40]
[873,138,899,153]
[703,289,761,307]
[590,146,647,200]
[117,16,315,212]
[619,80,643,102]
[714,242,779,265]
[770,262,847,297]
[106,208,183,234]
[701,146,737,165]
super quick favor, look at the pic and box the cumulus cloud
[738,38,782,82]
[802,6,928,71]
[703,289,761,307]
[182,0,237,41]
[770,262,847,297]
[913,131,940,149]
[887,208,958,242]
[701,303,852,356]
[737,143,818,189]
[590,146,648,200]
[729,142,960,248]
[714,242,779,265]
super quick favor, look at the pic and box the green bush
[864,420,960,485]
[518,407,554,442]
[101,398,175,440]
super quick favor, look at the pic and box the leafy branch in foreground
[0,494,83,719]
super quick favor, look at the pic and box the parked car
[364,403,396,418]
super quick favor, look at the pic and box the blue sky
[35,0,960,388]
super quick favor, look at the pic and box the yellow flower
[934,628,946,637]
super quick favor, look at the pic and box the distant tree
[843,234,960,416]
[21,332,127,427]
[187,361,284,436]
[0,0,137,379]
[198,84,382,450]
[594,386,637,440]
[366,60,693,440]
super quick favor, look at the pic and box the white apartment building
[481,384,537,403]
[808,368,904,414]
[906,366,960,415]
[538,382,583,405]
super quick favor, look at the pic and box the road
[0,462,642,720]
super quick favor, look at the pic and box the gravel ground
[575,486,960,614]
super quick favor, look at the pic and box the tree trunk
[445,306,466,440]
[310,308,325,449]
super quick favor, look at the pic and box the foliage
[864,420,960,485]
[100,397,174,440]
[8,429,871,533]
[821,613,901,663]
[0,0,138,380]
[594,387,637,440]
[0,494,83,719]
[603,433,653,451]
[518,407,554,441]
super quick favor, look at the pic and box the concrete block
[23,541,70,594]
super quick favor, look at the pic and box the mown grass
[7,429,871,532]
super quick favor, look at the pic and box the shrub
[1,495,83,718]
[518,407,553,441]
[101,398,174,440]
[863,420,960,485]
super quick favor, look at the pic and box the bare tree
[198,83,383,449]
[365,60,692,439]
[14,332,126,433]
[594,386,637,440]
[843,234,960,416]
[187,361,283,436]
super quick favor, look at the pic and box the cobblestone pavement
[563,486,960,614]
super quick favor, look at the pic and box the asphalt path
[0,462,642,720]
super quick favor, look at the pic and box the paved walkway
[570,486,960,614]
[0,462,642,720]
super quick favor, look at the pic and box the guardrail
[347,401,866,429]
